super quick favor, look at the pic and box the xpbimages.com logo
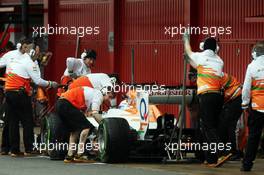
[165,141,232,154]
[33,141,99,153]
[164,24,232,38]
[32,24,100,37]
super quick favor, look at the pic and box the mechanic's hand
[92,113,103,123]
[50,81,59,89]
[182,29,190,43]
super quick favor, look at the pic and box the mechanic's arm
[66,57,82,74]
[241,65,252,109]
[183,33,198,68]
[87,93,104,123]
[26,61,58,88]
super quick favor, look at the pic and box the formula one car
[42,87,202,163]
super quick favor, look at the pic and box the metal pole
[131,48,135,85]
[176,54,187,159]
[21,0,29,37]
[75,34,80,58]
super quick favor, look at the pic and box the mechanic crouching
[218,73,243,160]
[55,86,115,163]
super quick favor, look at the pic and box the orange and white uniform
[189,50,224,94]
[62,86,103,112]
[221,73,242,103]
[68,73,112,90]
[0,50,22,71]
[58,57,91,96]
[242,55,264,112]
[63,57,91,77]
[0,52,49,95]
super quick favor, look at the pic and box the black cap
[204,37,217,52]
[84,49,97,60]
[19,36,32,45]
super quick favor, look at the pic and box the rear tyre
[98,118,130,163]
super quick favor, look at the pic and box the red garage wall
[117,0,185,85]
[116,0,185,117]
[44,0,264,120]
[198,0,264,82]
[44,0,111,82]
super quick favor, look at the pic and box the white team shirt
[189,50,224,77]
[242,55,264,112]
[0,50,22,72]
[86,73,113,90]
[83,87,103,112]
[2,51,49,87]
[63,57,91,77]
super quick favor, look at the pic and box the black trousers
[0,89,9,152]
[243,110,264,169]
[5,91,34,153]
[1,101,11,153]
[199,92,223,164]
[56,99,94,133]
[218,96,242,154]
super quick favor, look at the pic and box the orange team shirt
[251,78,264,110]
[68,76,93,90]
[189,50,224,95]
[62,87,87,111]
[5,72,31,94]
[242,56,264,111]
[221,73,242,103]
[197,66,222,94]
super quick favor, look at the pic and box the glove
[49,81,59,89]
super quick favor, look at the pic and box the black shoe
[64,154,74,163]
[240,166,251,172]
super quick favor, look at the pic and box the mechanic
[0,41,16,155]
[0,37,58,157]
[68,73,116,91]
[218,73,243,161]
[57,49,97,96]
[241,41,264,172]
[56,86,115,163]
[183,34,231,167]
